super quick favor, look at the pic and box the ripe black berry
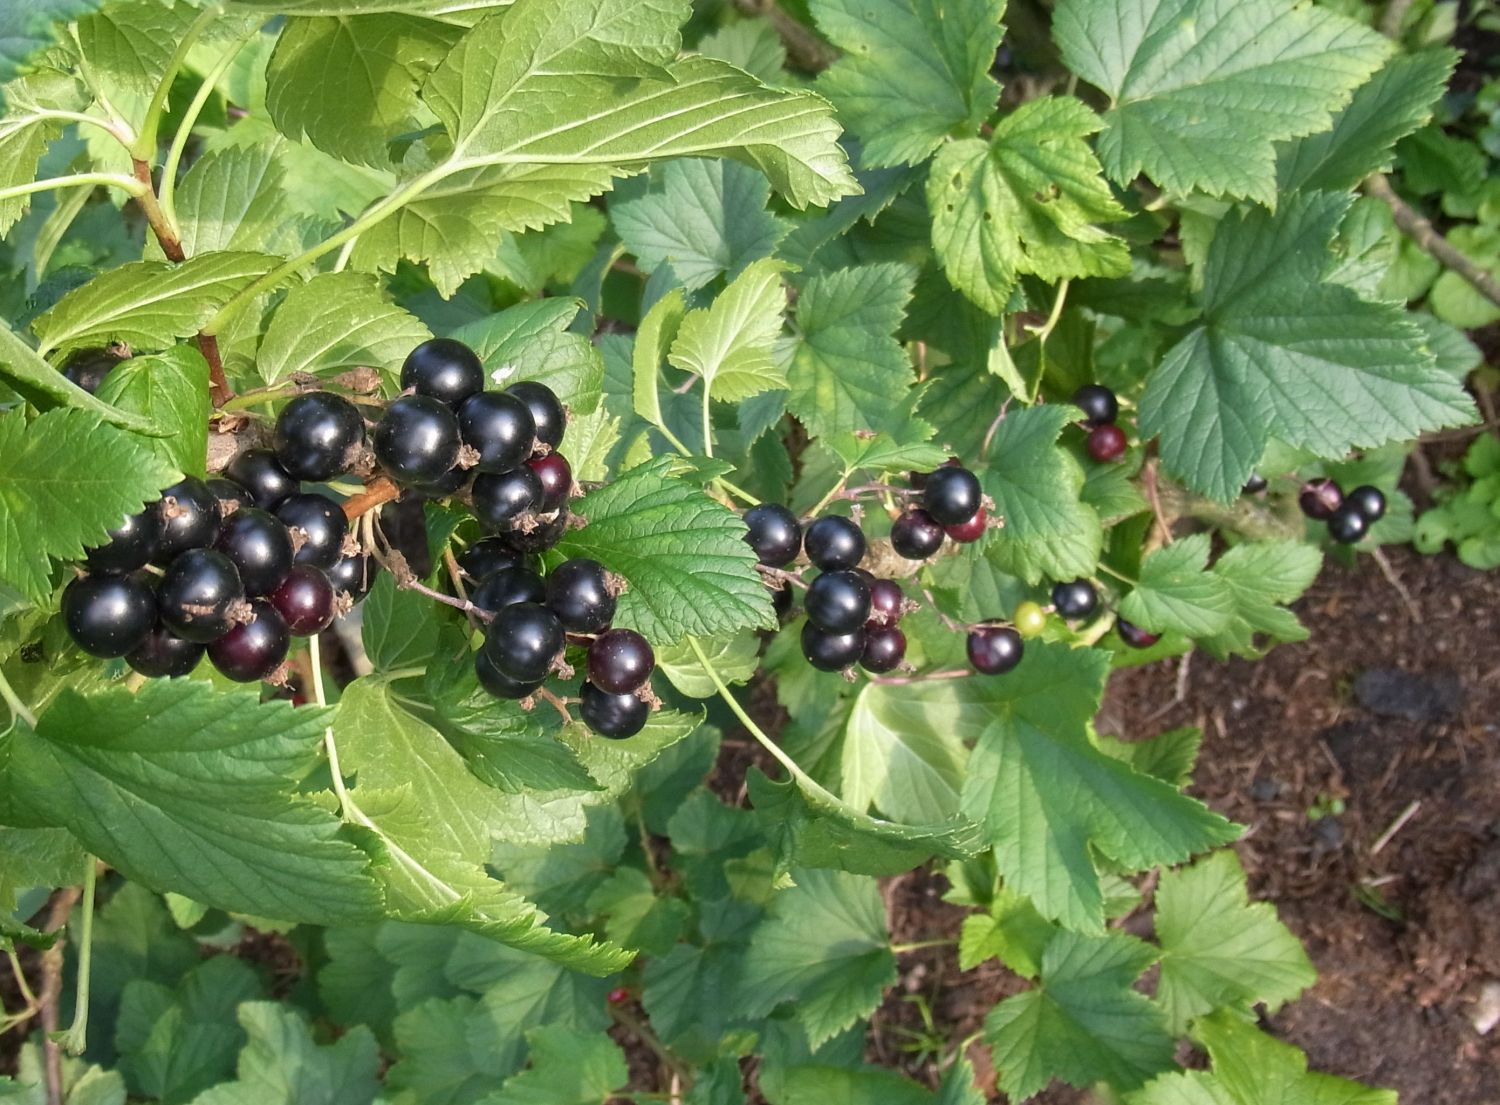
[967,626,1023,675]
[62,574,155,657]
[470,567,546,613]
[61,347,123,394]
[801,622,865,672]
[224,449,299,510]
[327,553,377,603]
[1051,579,1098,620]
[944,506,987,544]
[1086,424,1127,462]
[587,628,655,694]
[155,477,221,561]
[1298,478,1343,521]
[472,467,542,532]
[269,565,336,636]
[274,493,348,570]
[546,558,616,633]
[485,602,564,682]
[506,380,565,449]
[1117,619,1160,649]
[374,395,462,487]
[157,549,244,642]
[1243,472,1268,495]
[410,464,470,500]
[890,509,945,560]
[922,467,983,527]
[527,453,572,513]
[207,477,251,517]
[456,538,532,582]
[804,569,871,635]
[401,337,484,408]
[1345,485,1386,523]
[215,507,294,597]
[804,516,866,571]
[860,625,906,673]
[475,647,542,700]
[458,391,536,473]
[868,578,905,624]
[743,503,802,567]
[85,501,163,573]
[273,392,365,481]
[126,624,204,678]
[505,508,569,553]
[208,600,289,683]
[1327,503,1369,545]
[1072,384,1118,426]
[772,582,794,619]
[579,682,649,739]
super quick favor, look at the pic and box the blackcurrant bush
[224,448,299,510]
[472,467,542,532]
[126,624,204,678]
[374,395,462,487]
[274,492,348,570]
[456,538,532,582]
[327,552,378,603]
[505,508,570,553]
[804,516,866,571]
[743,503,802,567]
[804,569,871,635]
[1072,383,1118,426]
[208,600,290,683]
[269,565,336,636]
[273,392,365,481]
[207,477,251,517]
[1051,579,1098,620]
[1327,503,1369,545]
[890,509,945,560]
[401,337,484,408]
[967,626,1023,675]
[1298,478,1343,521]
[921,466,983,527]
[506,380,565,449]
[546,558,616,633]
[155,477,222,561]
[1243,472,1268,495]
[470,567,546,613]
[85,501,163,573]
[868,578,905,625]
[527,453,572,513]
[61,347,124,394]
[458,391,536,474]
[62,574,155,657]
[860,625,906,673]
[485,602,564,682]
[1345,485,1386,523]
[1013,600,1048,639]
[215,507,294,597]
[1086,424,1127,462]
[587,628,655,694]
[944,506,987,544]
[1117,619,1160,649]
[157,549,244,642]
[475,647,542,700]
[801,622,865,672]
[579,682,649,739]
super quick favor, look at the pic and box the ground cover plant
[0,0,1496,1101]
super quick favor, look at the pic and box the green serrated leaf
[191,1002,380,1105]
[631,287,687,431]
[256,271,431,386]
[0,317,158,432]
[483,1026,626,1105]
[668,258,787,404]
[75,0,198,99]
[655,632,761,698]
[0,70,84,235]
[1199,541,1322,659]
[451,298,604,415]
[1120,535,1236,638]
[94,346,211,477]
[0,3,106,98]
[165,137,332,258]
[843,680,968,825]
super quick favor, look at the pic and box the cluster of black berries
[1073,384,1128,462]
[63,390,375,682]
[1298,479,1386,544]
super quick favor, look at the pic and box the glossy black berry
[944,506,987,544]
[771,582,794,619]
[804,516,866,571]
[890,509,945,560]
[475,647,542,700]
[411,464,470,500]
[126,624,204,678]
[215,507,294,597]
[269,565,335,636]
[207,477,251,517]
[868,578,904,624]
[470,567,546,613]
[273,392,365,481]
[485,602,564,682]
[860,625,906,673]
[274,493,347,570]
[157,549,245,642]
[505,508,570,553]
[1117,619,1161,649]
[1243,472,1268,495]
[1051,579,1098,621]
[743,503,802,567]
[456,538,532,582]
[1087,424,1127,462]
[61,347,123,394]
[546,558,616,633]
[527,453,572,513]
[1327,503,1369,545]
[155,477,221,561]
[401,337,484,408]
[1072,384,1119,426]
[801,622,866,672]
[804,569,872,635]
[472,467,542,532]
[579,682,649,739]
[506,380,565,449]
[374,395,462,488]
[85,501,163,573]
[62,574,155,657]
[208,600,289,683]
[224,449,299,510]
[1298,478,1343,521]
[327,553,378,603]
[967,626,1023,675]
[458,391,536,474]
[1345,485,1386,523]
[922,466,983,527]
[587,629,655,695]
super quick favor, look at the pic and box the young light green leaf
[1054,0,1390,202]
[191,1002,380,1105]
[165,138,328,258]
[927,98,1129,314]
[1199,541,1323,659]
[631,287,687,430]
[810,0,1005,167]
[0,320,157,433]
[668,258,788,403]
[844,680,969,825]
[95,347,211,477]
[361,574,441,673]
[255,271,432,386]
[1096,726,1203,788]
[655,632,761,698]
[958,887,1055,977]
[697,17,787,84]
[75,0,198,98]
[1120,535,1236,638]
[0,3,105,99]
[823,416,949,477]
[0,70,84,234]
[483,1026,627,1105]
[451,297,604,414]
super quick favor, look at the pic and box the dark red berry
[1050,579,1098,620]
[274,493,347,571]
[1327,503,1369,545]
[1345,485,1386,523]
[743,503,802,567]
[860,625,906,673]
[157,549,245,642]
[126,624,204,678]
[804,569,871,635]
[1117,619,1160,649]
[607,987,630,1005]
[458,391,536,473]
[506,380,565,449]
[484,602,564,682]
[474,647,542,700]
[374,395,462,487]
[546,558,616,633]
[1298,478,1343,521]
[62,574,155,657]
[470,567,546,613]
[215,507,294,597]
[208,600,290,683]
[155,477,222,562]
[967,626,1023,675]
[273,392,365,481]
[1086,424,1127,462]
[85,501,163,573]
[1072,384,1118,426]
[472,467,542,532]
[587,628,654,695]
[944,506,987,544]
[269,565,336,636]
[224,449,299,510]
[801,622,865,672]
[327,553,377,603]
[868,578,904,624]
[401,338,484,408]
[527,452,572,512]
[922,467,983,526]
[579,682,649,739]
[804,516,866,571]
[890,509,945,560]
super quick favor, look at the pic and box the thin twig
[1141,459,1174,546]
[1364,174,1500,310]
[868,668,973,685]
[1371,799,1421,855]
[37,888,83,1105]
[1369,547,1422,622]
[536,686,573,725]
[980,396,1013,461]
[755,563,810,590]
[731,0,837,71]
